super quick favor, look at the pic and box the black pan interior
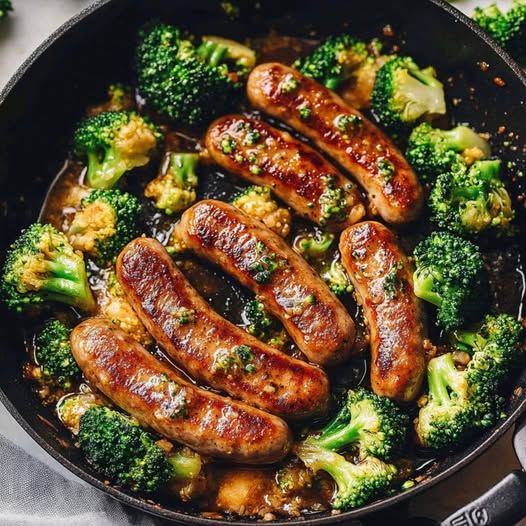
[1,0,526,523]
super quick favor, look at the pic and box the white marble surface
[0,0,525,524]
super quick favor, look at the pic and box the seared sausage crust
[247,63,424,225]
[206,115,365,231]
[339,221,427,401]
[174,199,355,366]
[117,238,330,419]
[70,318,292,464]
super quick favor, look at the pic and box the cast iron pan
[1,1,526,524]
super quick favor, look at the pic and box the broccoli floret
[450,313,524,387]
[305,388,409,461]
[73,110,162,190]
[318,177,351,227]
[243,299,272,340]
[78,406,201,493]
[196,35,256,81]
[295,442,397,509]
[144,153,199,215]
[429,159,515,236]
[232,186,291,237]
[294,34,369,90]
[413,231,487,331]
[406,123,491,183]
[416,317,523,452]
[135,22,253,126]
[68,189,142,267]
[473,1,526,65]
[320,258,353,296]
[0,0,12,19]
[294,231,335,259]
[371,56,446,131]
[415,353,474,450]
[242,299,288,348]
[34,319,79,389]
[0,223,95,313]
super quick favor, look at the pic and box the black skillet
[1,0,526,524]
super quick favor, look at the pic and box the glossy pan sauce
[23,30,526,519]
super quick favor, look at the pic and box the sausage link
[247,63,424,225]
[174,200,355,366]
[71,318,292,464]
[339,221,427,401]
[205,115,365,231]
[116,238,330,419]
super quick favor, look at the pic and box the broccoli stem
[427,353,462,406]
[310,422,361,451]
[296,441,349,483]
[440,126,492,157]
[168,452,202,480]
[413,270,443,307]
[306,405,361,451]
[410,66,443,89]
[196,41,228,67]
[42,258,95,312]
[171,153,199,188]
[451,330,486,353]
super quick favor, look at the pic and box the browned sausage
[173,200,355,366]
[205,114,365,231]
[116,238,330,419]
[339,221,426,401]
[70,318,292,464]
[247,63,424,225]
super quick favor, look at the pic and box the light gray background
[0,0,524,523]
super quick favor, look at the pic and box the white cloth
[0,408,164,526]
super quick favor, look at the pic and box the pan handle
[439,414,526,526]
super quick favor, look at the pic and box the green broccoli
[78,406,202,493]
[320,258,353,296]
[0,223,95,313]
[415,353,475,450]
[67,189,142,267]
[295,445,397,509]
[294,34,369,90]
[429,159,515,236]
[413,231,487,331]
[318,177,351,227]
[450,313,524,387]
[416,316,523,452]
[295,389,405,507]
[304,388,409,461]
[144,153,199,215]
[0,0,12,19]
[243,299,272,340]
[135,22,254,126]
[73,110,162,190]
[294,231,335,259]
[34,319,80,389]
[473,1,526,64]
[371,56,446,131]
[406,123,491,183]
[196,35,256,81]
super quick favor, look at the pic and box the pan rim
[1,0,526,523]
